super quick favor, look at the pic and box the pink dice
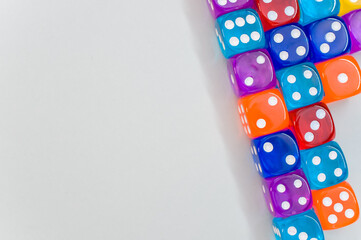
[206,0,254,18]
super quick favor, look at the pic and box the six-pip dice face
[277,62,324,111]
[342,9,361,53]
[215,9,266,58]
[316,55,361,103]
[301,141,348,190]
[207,0,254,19]
[255,0,300,31]
[298,0,340,26]
[339,0,361,16]
[312,181,360,230]
[267,24,309,69]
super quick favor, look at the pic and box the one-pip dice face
[312,181,360,230]
[277,63,324,111]
[263,169,312,218]
[207,0,254,19]
[307,17,350,62]
[298,0,340,26]
[342,9,361,54]
[301,141,348,190]
[339,0,361,16]
[251,130,300,178]
[268,25,309,69]
[228,49,276,97]
[255,0,300,31]
[290,103,335,150]
[215,9,266,58]
[273,210,324,240]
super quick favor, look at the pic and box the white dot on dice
[244,77,254,86]
[229,37,239,46]
[225,20,234,30]
[241,34,250,44]
[246,15,256,24]
[323,197,332,207]
[316,109,326,119]
[267,11,278,21]
[338,73,348,83]
[310,120,320,130]
[282,201,290,210]
[280,51,289,60]
[294,179,302,188]
[299,232,308,240]
[291,29,301,39]
[236,17,245,27]
[332,21,342,31]
[287,75,296,83]
[257,119,266,129]
[329,151,338,160]
[334,203,344,212]
[320,43,330,54]
[274,33,284,43]
[284,6,295,16]
[268,96,278,106]
[328,214,338,224]
[317,173,326,182]
[304,70,313,79]
[286,155,296,165]
[345,209,355,218]
[257,55,266,64]
[304,132,314,142]
[287,226,297,236]
[292,92,301,101]
[340,191,350,201]
[277,184,286,193]
[263,142,274,152]
[334,168,343,177]
[312,156,321,165]
[296,46,306,56]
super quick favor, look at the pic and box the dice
[306,17,350,62]
[301,141,348,190]
[238,89,289,138]
[342,9,361,53]
[289,103,335,150]
[215,9,266,58]
[273,210,324,240]
[255,0,300,31]
[251,130,300,178]
[315,55,361,103]
[277,62,324,111]
[298,0,340,26]
[207,0,254,19]
[227,49,277,97]
[267,24,309,69]
[339,0,361,16]
[262,169,312,218]
[312,181,360,230]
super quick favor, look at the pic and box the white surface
[0,0,360,239]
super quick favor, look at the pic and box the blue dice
[298,0,340,26]
[273,210,324,240]
[276,62,324,111]
[251,130,300,178]
[267,24,309,69]
[300,141,348,190]
[215,9,266,59]
[307,17,350,62]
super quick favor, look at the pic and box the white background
[0,0,360,239]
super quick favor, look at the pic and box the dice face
[273,210,325,240]
[228,49,277,97]
[255,0,300,31]
[312,181,360,230]
[267,25,309,69]
[277,63,324,111]
[315,55,361,103]
[289,103,335,150]
[301,141,348,190]
[339,0,361,16]
[342,9,361,53]
[207,0,254,18]
[215,9,266,58]
[238,89,289,138]
[263,169,312,218]
[298,0,340,26]
[251,130,300,178]
[307,17,350,62]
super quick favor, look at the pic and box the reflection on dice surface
[207,0,254,18]
[342,9,361,53]
[298,0,340,25]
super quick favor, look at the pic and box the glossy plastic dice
[298,0,340,26]
[207,0,254,19]
[227,49,277,97]
[277,62,324,111]
[342,9,361,53]
[339,0,361,16]
[312,181,359,230]
[301,141,348,190]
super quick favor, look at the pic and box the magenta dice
[342,10,361,54]
[207,0,254,18]
[262,169,312,218]
[227,49,277,97]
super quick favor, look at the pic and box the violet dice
[342,10,361,54]
[207,0,254,19]
[227,49,277,97]
[262,169,312,218]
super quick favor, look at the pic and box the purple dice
[342,10,361,54]
[207,0,254,19]
[227,49,277,97]
[262,169,312,218]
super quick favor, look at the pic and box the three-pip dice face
[342,9,361,54]
[263,169,312,218]
[298,0,340,26]
[339,0,361,16]
[268,24,309,69]
[312,181,360,230]
[277,62,324,111]
[207,0,254,19]
[301,141,348,190]
[216,9,266,58]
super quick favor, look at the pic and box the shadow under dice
[342,9,361,54]
[298,0,340,26]
[207,0,254,19]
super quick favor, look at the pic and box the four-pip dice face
[342,9,361,54]
[298,0,340,26]
[207,0,254,19]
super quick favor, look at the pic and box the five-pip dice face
[307,17,350,62]
[277,63,324,111]
[290,103,335,150]
[298,0,340,26]
[255,0,300,31]
[267,24,309,69]
[238,89,289,138]
[301,141,348,190]
[342,9,361,54]
[312,181,360,230]
[263,169,312,218]
[207,0,254,19]
[215,9,266,59]
[228,49,277,97]
[316,55,361,103]
[339,0,361,16]
[273,210,325,240]
[251,130,300,178]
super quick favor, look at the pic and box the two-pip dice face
[339,0,361,16]
[342,9,361,54]
[207,0,254,19]
[298,0,340,26]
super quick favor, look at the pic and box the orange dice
[238,89,289,138]
[312,181,360,230]
[315,55,361,103]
